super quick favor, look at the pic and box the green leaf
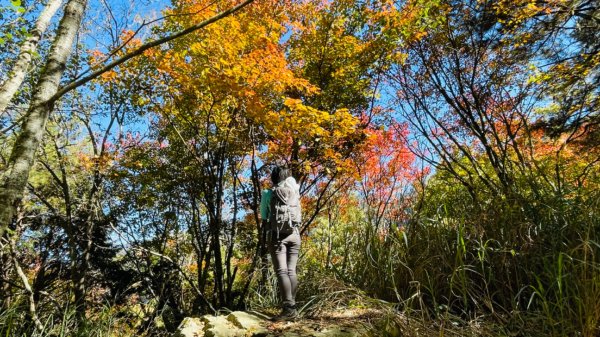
[17,6,26,14]
[0,37,5,46]
[10,0,21,8]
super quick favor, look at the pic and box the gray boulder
[227,311,270,336]
[174,311,369,337]
[174,317,205,337]
[202,315,245,337]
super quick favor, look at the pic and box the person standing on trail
[261,166,302,320]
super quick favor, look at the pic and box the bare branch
[51,0,255,102]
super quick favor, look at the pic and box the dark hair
[271,166,291,185]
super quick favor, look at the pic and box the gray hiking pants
[270,231,301,308]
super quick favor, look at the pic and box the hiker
[261,166,302,320]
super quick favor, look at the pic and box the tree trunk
[0,0,87,237]
[0,0,63,116]
[72,212,96,327]
[0,247,13,310]
[211,218,225,306]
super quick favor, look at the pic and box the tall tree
[492,0,599,140]
[0,0,87,238]
[0,0,63,116]
[0,0,256,237]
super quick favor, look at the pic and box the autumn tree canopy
[0,0,598,336]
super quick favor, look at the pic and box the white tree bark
[0,0,63,116]
[0,0,87,237]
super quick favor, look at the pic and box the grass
[0,297,139,337]
[2,182,598,336]
[299,181,600,336]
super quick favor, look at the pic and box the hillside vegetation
[0,0,598,336]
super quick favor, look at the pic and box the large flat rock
[202,315,245,337]
[227,311,270,336]
[175,310,371,337]
[174,317,205,337]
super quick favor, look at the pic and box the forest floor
[176,307,500,336]
[262,308,379,336]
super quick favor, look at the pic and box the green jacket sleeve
[260,189,272,221]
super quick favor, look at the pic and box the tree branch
[51,0,255,102]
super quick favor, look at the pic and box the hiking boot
[273,306,298,321]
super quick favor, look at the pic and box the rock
[227,311,270,336]
[175,310,371,337]
[174,317,205,337]
[202,315,245,337]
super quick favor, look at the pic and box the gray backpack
[270,178,301,238]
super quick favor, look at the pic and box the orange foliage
[355,122,417,206]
